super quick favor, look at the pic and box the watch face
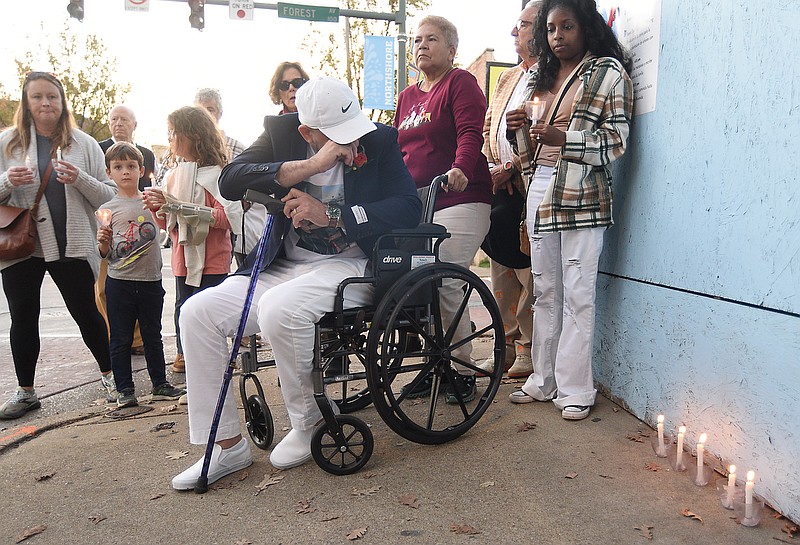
[326,205,341,220]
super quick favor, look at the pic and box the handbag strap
[517,61,585,224]
[32,162,53,209]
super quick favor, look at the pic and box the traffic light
[188,0,204,31]
[67,0,84,21]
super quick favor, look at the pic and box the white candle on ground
[657,414,664,449]
[745,470,755,519]
[726,465,736,506]
[677,426,686,466]
[697,433,707,474]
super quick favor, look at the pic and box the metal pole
[397,0,407,93]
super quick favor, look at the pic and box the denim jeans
[105,276,167,393]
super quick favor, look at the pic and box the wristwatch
[503,161,514,172]
[325,204,342,229]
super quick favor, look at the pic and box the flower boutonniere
[347,146,368,172]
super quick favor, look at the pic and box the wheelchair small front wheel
[311,415,373,475]
[245,394,274,450]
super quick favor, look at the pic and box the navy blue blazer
[219,113,422,273]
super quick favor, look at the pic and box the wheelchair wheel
[366,263,505,445]
[245,394,274,450]
[311,414,374,475]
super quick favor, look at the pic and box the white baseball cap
[296,77,376,145]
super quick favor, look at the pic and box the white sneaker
[100,373,119,402]
[269,428,315,470]
[171,437,253,490]
[507,354,533,378]
[561,405,591,420]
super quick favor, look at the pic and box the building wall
[595,1,800,520]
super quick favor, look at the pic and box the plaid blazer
[515,56,634,232]
[481,64,527,194]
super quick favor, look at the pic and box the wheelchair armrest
[333,276,375,325]
[244,189,284,216]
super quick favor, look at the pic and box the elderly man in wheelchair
[172,78,505,491]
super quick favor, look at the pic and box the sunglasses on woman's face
[278,78,307,91]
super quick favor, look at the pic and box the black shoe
[445,374,476,404]
[400,372,433,399]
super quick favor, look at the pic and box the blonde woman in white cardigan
[0,72,118,419]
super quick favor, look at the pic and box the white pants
[180,257,371,444]
[433,202,491,370]
[522,165,602,409]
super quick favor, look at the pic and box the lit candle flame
[729,464,736,474]
[746,470,755,482]
[657,414,664,424]
[95,209,112,227]
[678,426,686,434]
[698,433,707,444]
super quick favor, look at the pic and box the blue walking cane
[194,190,284,494]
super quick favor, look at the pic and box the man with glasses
[477,0,541,380]
[194,88,247,162]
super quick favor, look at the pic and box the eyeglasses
[514,19,533,32]
[278,78,307,91]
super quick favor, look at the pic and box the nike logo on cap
[341,102,353,113]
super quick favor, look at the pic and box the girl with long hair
[506,0,634,420]
[143,106,242,373]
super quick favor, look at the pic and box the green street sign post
[277,2,339,22]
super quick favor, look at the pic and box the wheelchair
[238,176,506,475]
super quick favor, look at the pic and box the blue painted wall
[595,0,800,521]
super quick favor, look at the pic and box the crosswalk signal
[188,0,205,31]
[67,0,84,21]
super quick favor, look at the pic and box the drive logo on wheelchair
[382,255,403,264]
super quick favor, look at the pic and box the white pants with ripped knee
[521,165,602,409]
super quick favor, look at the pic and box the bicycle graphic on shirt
[115,219,157,258]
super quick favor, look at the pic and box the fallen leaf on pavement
[644,463,660,472]
[626,434,645,443]
[165,450,189,460]
[517,421,537,432]
[234,540,253,545]
[351,486,381,496]
[599,474,613,479]
[321,515,340,522]
[479,481,495,488]
[346,527,367,540]
[634,525,653,540]
[782,523,799,537]
[612,407,620,413]
[254,474,284,495]
[398,493,420,509]
[297,500,316,514]
[681,509,703,523]
[565,472,579,479]
[16,524,46,543]
[211,480,234,490]
[450,523,481,535]
[160,404,178,413]
[238,470,249,481]
[150,493,166,501]
[88,515,106,525]
[35,472,55,482]
[151,421,176,432]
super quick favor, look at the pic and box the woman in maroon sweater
[393,15,493,404]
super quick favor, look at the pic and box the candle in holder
[676,426,686,466]
[696,433,707,474]
[745,470,755,519]
[56,147,62,162]
[726,465,736,507]
[95,209,112,227]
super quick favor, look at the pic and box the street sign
[277,2,339,23]
[229,0,254,20]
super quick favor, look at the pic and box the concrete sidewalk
[0,364,790,545]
